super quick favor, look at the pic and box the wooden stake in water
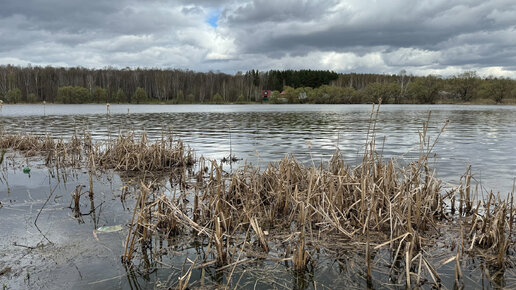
[228,122,232,158]
[106,103,111,140]
[228,121,233,171]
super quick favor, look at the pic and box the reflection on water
[2,104,515,193]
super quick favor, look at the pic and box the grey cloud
[0,0,205,53]
[223,0,514,55]
[0,0,515,76]
[0,0,121,33]
[178,0,229,6]
[1,0,193,36]
[223,0,339,23]
[209,0,516,75]
[182,6,204,14]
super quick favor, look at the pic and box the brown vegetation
[118,114,516,288]
[0,129,194,171]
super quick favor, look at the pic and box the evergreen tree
[115,88,127,103]
[132,87,148,104]
[213,93,223,103]
[6,88,21,103]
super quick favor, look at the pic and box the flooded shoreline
[2,162,514,289]
[1,104,516,289]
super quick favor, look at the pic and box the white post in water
[106,103,111,140]
[127,108,132,132]
[0,100,3,112]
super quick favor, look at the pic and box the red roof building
[261,90,272,101]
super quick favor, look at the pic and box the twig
[34,181,60,244]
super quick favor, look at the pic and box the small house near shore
[261,90,272,101]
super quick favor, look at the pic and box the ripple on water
[1,104,516,193]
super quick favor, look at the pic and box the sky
[0,0,515,77]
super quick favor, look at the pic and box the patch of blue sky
[206,9,221,28]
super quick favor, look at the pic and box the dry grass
[0,129,194,171]
[120,118,443,287]
[119,113,516,288]
[97,133,193,171]
[466,189,514,266]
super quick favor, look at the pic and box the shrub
[213,93,223,104]
[132,87,148,104]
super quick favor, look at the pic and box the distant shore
[3,99,516,106]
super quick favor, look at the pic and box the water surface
[2,104,515,193]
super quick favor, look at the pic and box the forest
[0,65,515,104]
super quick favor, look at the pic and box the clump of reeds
[121,120,451,285]
[122,182,151,264]
[121,113,516,287]
[466,189,514,267]
[0,130,194,172]
[97,132,194,171]
[0,132,55,154]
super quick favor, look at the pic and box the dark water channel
[1,104,516,289]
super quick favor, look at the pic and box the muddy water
[1,104,516,289]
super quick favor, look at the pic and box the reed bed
[121,121,516,288]
[97,133,193,171]
[0,129,194,172]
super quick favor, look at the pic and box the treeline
[0,65,515,104]
[272,73,516,104]
[265,70,339,91]
[0,66,338,104]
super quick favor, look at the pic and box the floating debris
[96,225,123,233]
[0,266,11,276]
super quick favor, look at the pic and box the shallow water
[1,104,516,289]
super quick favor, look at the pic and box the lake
[2,104,515,193]
[1,104,516,289]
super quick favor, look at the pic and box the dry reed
[0,129,194,172]
[120,117,516,288]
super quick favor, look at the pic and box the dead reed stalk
[120,113,516,287]
[0,130,194,172]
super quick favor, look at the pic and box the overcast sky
[1,0,515,77]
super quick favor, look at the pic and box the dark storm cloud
[222,0,514,54]
[223,0,339,23]
[0,0,515,76]
[178,0,229,6]
[0,0,120,32]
